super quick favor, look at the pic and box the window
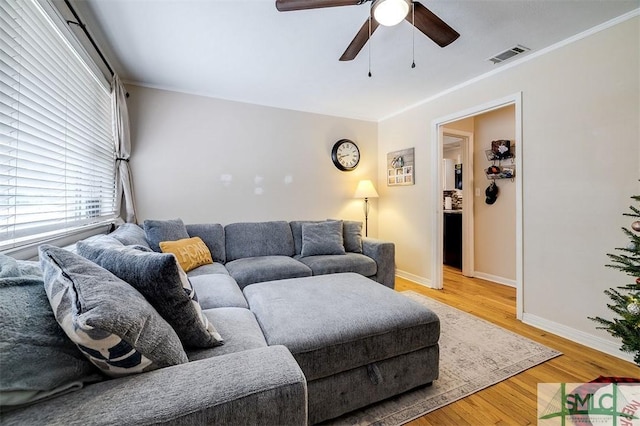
[1,0,116,251]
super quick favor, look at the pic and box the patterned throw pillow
[159,237,214,272]
[76,242,224,349]
[39,245,188,377]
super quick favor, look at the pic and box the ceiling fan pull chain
[368,14,372,77]
[411,1,416,69]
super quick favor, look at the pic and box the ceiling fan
[275,0,460,61]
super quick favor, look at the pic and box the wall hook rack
[484,140,515,181]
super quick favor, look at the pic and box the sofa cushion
[289,220,323,255]
[225,221,295,261]
[39,245,188,377]
[187,262,230,277]
[159,237,214,272]
[342,220,363,253]
[225,256,312,289]
[187,308,267,361]
[77,240,224,349]
[109,223,150,248]
[186,223,226,263]
[244,273,440,382]
[190,274,248,309]
[297,253,376,277]
[144,218,190,252]
[0,254,102,408]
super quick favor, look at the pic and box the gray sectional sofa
[1,219,440,425]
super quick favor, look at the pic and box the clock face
[331,139,360,171]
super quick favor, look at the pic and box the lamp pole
[364,197,370,237]
[354,179,378,238]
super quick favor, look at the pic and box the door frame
[430,92,523,319]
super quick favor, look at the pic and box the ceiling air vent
[488,44,530,64]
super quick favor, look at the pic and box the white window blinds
[0,0,116,250]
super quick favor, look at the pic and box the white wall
[472,105,516,283]
[126,85,379,231]
[378,16,639,358]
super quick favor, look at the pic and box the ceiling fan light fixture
[372,0,410,26]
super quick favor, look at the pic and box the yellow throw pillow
[159,237,213,272]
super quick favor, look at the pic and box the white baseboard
[395,270,432,288]
[522,312,635,364]
[473,271,516,288]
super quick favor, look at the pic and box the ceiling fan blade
[339,18,379,61]
[408,2,459,48]
[276,0,361,12]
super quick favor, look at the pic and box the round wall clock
[331,139,360,171]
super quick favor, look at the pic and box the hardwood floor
[394,266,639,425]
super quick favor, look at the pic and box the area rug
[325,290,562,426]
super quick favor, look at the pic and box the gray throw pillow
[77,241,224,349]
[289,220,324,255]
[143,218,190,252]
[342,220,363,253]
[185,223,226,263]
[80,234,151,254]
[110,223,150,248]
[0,254,102,408]
[301,220,346,257]
[39,245,188,377]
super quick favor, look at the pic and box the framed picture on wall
[387,148,415,186]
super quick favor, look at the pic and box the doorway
[441,129,474,277]
[430,93,523,319]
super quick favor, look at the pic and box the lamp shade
[354,180,379,199]
[372,0,410,27]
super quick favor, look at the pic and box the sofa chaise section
[2,346,307,426]
[244,273,440,424]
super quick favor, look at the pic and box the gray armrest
[3,346,308,426]
[362,237,395,289]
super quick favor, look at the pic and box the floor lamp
[354,180,379,237]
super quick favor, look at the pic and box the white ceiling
[73,0,639,121]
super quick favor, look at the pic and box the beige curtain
[111,74,137,223]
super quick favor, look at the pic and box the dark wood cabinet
[444,212,462,269]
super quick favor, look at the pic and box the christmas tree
[590,194,640,365]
